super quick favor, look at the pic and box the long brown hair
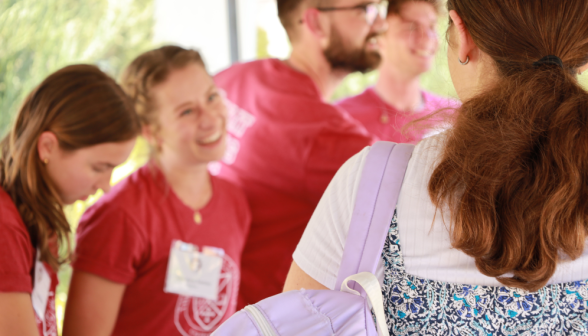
[121,45,205,136]
[429,0,588,291]
[0,64,140,270]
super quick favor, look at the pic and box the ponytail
[432,0,588,292]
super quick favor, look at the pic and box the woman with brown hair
[285,0,588,333]
[63,46,251,336]
[0,65,140,336]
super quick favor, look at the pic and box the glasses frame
[316,1,389,26]
[397,15,438,41]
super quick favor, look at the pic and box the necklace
[378,97,392,124]
[380,112,390,124]
[194,211,202,224]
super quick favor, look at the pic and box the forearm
[0,292,40,336]
[63,271,126,336]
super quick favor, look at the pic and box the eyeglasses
[399,17,437,41]
[316,1,389,26]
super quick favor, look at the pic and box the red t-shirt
[73,164,251,336]
[0,187,58,336]
[212,58,375,306]
[337,87,459,143]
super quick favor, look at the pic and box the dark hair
[278,0,306,38]
[0,64,141,269]
[387,0,441,16]
[429,0,588,291]
[121,45,206,135]
[278,0,331,39]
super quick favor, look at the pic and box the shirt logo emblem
[174,254,239,335]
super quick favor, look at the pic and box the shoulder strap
[341,272,390,336]
[335,141,414,291]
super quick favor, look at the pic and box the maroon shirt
[0,187,58,336]
[337,87,459,143]
[213,59,375,306]
[74,164,251,335]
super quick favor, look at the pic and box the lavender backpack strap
[335,141,415,291]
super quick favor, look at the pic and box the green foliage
[331,70,379,102]
[0,0,155,136]
[257,26,270,59]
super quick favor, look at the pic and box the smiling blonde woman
[63,46,251,336]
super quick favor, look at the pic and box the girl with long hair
[286,0,588,333]
[0,65,140,336]
[63,46,251,336]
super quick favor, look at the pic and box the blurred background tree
[0,0,155,135]
[257,27,270,59]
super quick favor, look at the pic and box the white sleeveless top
[293,133,588,290]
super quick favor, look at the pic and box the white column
[237,0,258,62]
[153,0,257,74]
[256,0,290,58]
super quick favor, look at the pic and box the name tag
[164,240,223,301]
[31,250,51,322]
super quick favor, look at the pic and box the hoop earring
[459,56,469,65]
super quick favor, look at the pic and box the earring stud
[459,56,470,65]
[43,158,49,165]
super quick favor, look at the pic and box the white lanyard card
[31,250,51,322]
[164,240,224,301]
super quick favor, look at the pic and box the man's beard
[323,29,382,73]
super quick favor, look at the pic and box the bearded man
[213,0,387,307]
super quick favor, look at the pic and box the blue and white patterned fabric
[381,211,588,335]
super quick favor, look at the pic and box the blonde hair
[121,45,206,135]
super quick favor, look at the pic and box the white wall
[237,0,258,61]
[153,0,257,74]
[256,0,290,59]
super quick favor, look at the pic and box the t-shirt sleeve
[73,205,146,285]
[304,120,375,204]
[0,216,33,293]
[293,147,369,289]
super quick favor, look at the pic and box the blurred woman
[0,65,140,336]
[337,0,458,143]
[63,46,251,336]
[287,0,588,333]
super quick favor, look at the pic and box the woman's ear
[448,10,477,64]
[141,125,155,144]
[37,131,59,163]
[142,125,162,151]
